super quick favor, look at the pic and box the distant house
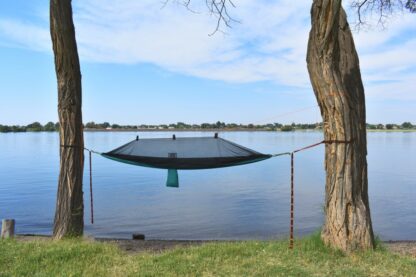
[106,127,112,130]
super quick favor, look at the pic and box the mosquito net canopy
[101,134,271,187]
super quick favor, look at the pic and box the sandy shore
[13,235,416,257]
[384,241,416,258]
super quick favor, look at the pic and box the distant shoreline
[82,128,416,132]
[84,128,287,132]
[2,122,414,133]
[85,128,416,132]
[1,128,416,133]
[366,129,416,132]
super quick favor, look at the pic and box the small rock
[132,233,145,240]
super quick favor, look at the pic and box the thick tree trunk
[306,0,375,251]
[50,0,84,238]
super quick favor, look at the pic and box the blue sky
[0,0,415,125]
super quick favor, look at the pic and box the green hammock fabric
[166,169,179,187]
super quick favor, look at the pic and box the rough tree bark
[50,0,84,238]
[307,0,375,251]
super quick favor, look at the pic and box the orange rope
[89,150,94,224]
[288,139,352,249]
[289,152,295,249]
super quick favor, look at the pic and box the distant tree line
[0,121,414,133]
[84,121,319,131]
[366,122,414,130]
[0,122,59,132]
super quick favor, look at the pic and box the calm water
[0,131,415,240]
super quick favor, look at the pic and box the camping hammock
[83,133,351,249]
[101,133,271,187]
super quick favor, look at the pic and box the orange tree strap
[288,139,352,249]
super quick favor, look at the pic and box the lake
[0,131,415,240]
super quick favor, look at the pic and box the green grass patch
[0,234,415,277]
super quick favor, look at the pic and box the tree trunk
[50,0,84,238]
[306,0,375,251]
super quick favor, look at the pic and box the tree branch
[162,0,239,35]
[351,0,414,29]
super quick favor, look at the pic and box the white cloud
[0,18,50,51]
[353,13,416,100]
[0,0,415,101]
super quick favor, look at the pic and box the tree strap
[83,148,102,224]
[60,145,95,224]
[288,139,352,249]
[60,144,83,149]
[88,150,94,224]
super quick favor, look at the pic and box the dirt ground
[14,235,416,257]
[384,241,416,258]
[97,238,209,253]
[15,235,210,253]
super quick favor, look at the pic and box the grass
[0,234,415,277]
